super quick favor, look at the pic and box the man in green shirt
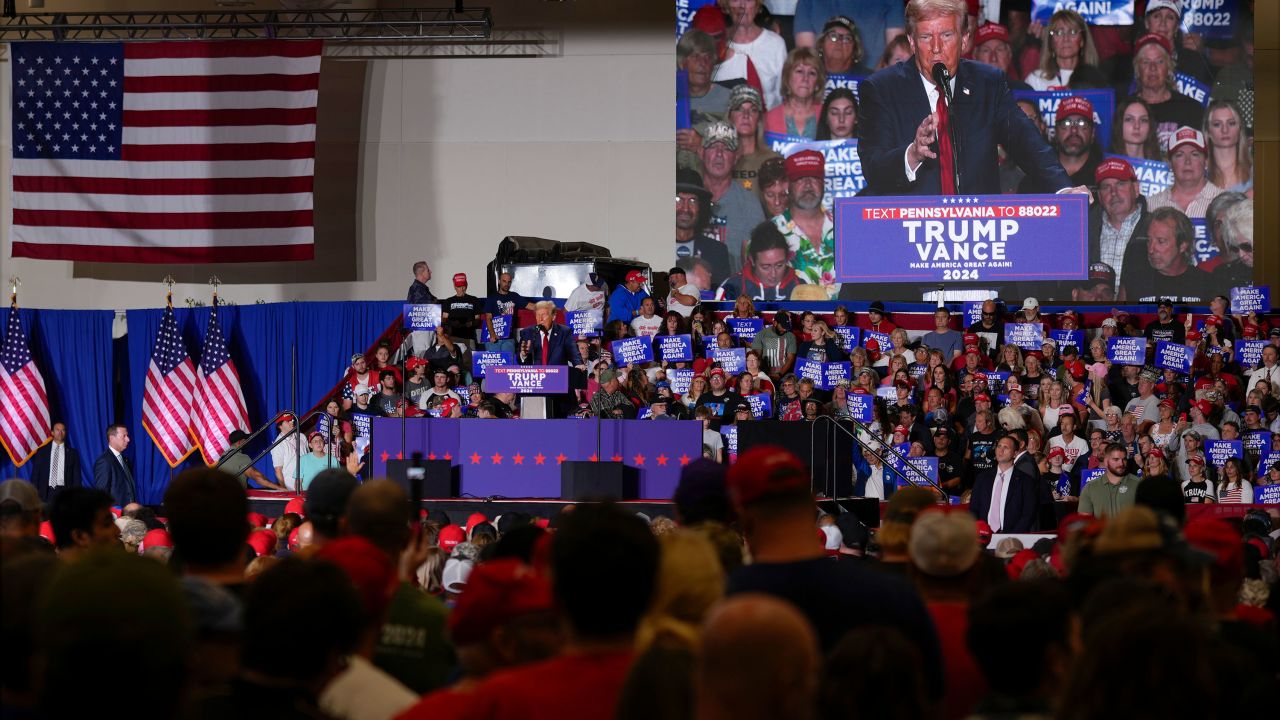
[216,430,286,491]
[1078,443,1142,518]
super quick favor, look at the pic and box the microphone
[931,62,953,105]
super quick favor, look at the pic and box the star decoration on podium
[490,452,503,465]
[470,452,482,464]
[555,453,567,464]
[656,454,669,466]
[512,453,525,465]
[632,454,646,466]
[534,453,546,465]
[679,454,691,466]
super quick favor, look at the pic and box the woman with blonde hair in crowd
[618,530,726,720]
[764,47,826,139]
[1204,100,1252,193]
[1025,9,1104,90]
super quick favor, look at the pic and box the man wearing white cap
[1147,127,1222,220]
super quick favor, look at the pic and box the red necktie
[541,328,550,365]
[935,92,956,195]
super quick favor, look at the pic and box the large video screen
[675,0,1255,303]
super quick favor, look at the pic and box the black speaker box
[385,459,459,498]
[560,461,638,501]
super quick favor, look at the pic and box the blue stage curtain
[294,301,403,413]
[0,307,116,489]
[124,301,402,503]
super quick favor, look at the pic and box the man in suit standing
[857,0,1081,197]
[93,424,137,505]
[970,435,1039,533]
[517,301,584,418]
[29,421,82,501]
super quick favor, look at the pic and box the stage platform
[246,490,676,524]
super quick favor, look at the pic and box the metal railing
[810,415,946,499]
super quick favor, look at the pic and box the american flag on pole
[0,305,52,466]
[191,297,249,465]
[142,302,198,467]
[9,40,321,263]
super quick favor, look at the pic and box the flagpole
[164,275,175,489]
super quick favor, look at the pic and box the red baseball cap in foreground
[726,445,810,507]
[448,558,553,645]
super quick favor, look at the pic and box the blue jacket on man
[93,449,137,505]
[606,285,648,325]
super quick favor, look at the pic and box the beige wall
[0,2,674,309]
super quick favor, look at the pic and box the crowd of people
[676,0,1255,301]
[2,441,1277,719]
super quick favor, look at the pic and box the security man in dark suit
[970,435,1040,533]
[29,421,82,501]
[93,424,137,505]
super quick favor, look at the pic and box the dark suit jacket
[93,450,137,505]
[970,466,1040,533]
[29,442,82,501]
[517,323,583,367]
[858,59,1070,196]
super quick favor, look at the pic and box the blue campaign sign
[986,371,1010,394]
[453,385,470,403]
[1005,323,1044,351]
[795,357,825,387]
[668,368,694,396]
[727,317,764,342]
[1230,285,1270,313]
[1191,219,1215,264]
[1257,451,1280,479]
[722,425,739,461]
[612,337,654,366]
[765,134,866,209]
[865,330,891,350]
[710,347,746,375]
[1204,439,1243,467]
[404,303,442,330]
[472,350,513,379]
[1032,0,1134,24]
[1106,154,1173,198]
[833,194,1089,284]
[656,334,694,363]
[350,413,373,439]
[1244,431,1272,454]
[1081,467,1106,486]
[1238,340,1268,368]
[484,366,569,394]
[1013,89,1116,152]
[1049,329,1084,354]
[1155,341,1193,373]
[676,69,691,130]
[478,315,513,342]
[1075,379,1092,405]
[1180,0,1238,39]
[833,325,860,351]
[701,335,719,354]
[876,385,898,400]
[906,456,939,486]
[1174,72,1210,106]
[963,301,984,328]
[1106,336,1146,365]
[746,393,772,419]
[847,393,874,422]
[823,73,864,101]
[566,309,603,337]
[823,361,853,390]
[1255,485,1280,505]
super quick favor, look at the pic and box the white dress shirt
[48,441,66,489]
[990,465,1014,532]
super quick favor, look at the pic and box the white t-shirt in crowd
[631,314,664,337]
[270,432,299,487]
[1048,434,1089,472]
[565,283,606,312]
[319,655,417,720]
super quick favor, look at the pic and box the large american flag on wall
[9,40,321,263]
[0,307,51,466]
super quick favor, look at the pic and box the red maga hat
[726,445,810,506]
[784,149,824,181]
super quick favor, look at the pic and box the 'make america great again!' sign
[834,194,1087,284]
